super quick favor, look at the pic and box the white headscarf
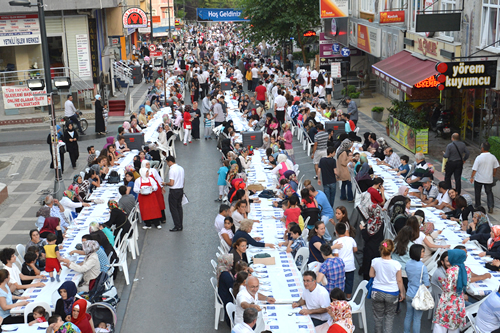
[277,153,293,170]
[141,159,150,169]
[139,168,149,182]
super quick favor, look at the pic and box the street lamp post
[9,0,68,199]
[150,0,154,44]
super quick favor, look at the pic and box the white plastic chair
[226,301,236,329]
[111,229,130,285]
[127,206,140,260]
[229,287,235,302]
[51,289,60,308]
[210,276,225,329]
[348,280,368,333]
[24,301,52,323]
[464,299,484,333]
[211,259,217,275]
[16,244,25,267]
[220,238,230,254]
[294,247,309,273]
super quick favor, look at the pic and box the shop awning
[372,50,438,95]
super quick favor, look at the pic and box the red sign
[123,8,148,28]
[379,11,405,24]
[418,38,438,57]
[149,44,156,52]
[150,51,163,57]
[152,16,161,23]
[303,30,317,37]
[414,75,438,89]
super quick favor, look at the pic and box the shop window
[361,0,375,13]
[409,0,425,31]
[481,0,500,49]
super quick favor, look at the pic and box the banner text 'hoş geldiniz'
[435,60,497,89]
[196,9,249,22]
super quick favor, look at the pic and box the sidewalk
[350,92,500,223]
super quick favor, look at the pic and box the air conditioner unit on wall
[103,73,110,85]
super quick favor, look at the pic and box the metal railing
[0,67,93,91]
[113,61,133,87]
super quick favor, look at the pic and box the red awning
[372,50,438,95]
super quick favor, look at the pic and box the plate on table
[260,285,272,291]
[2,325,18,331]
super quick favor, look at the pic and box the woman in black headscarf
[94,95,105,135]
[64,122,79,169]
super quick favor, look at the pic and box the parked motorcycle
[430,104,452,138]
[60,110,88,133]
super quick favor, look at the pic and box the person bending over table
[461,211,491,249]
[232,219,275,249]
[55,281,77,322]
[0,269,32,324]
[60,240,100,292]
[234,276,275,325]
[453,245,492,283]
[103,200,131,243]
[441,195,474,230]
[292,271,331,327]
[422,181,453,213]
[0,248,45,293]
[47,314,81,333]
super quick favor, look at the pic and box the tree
[239,0,320,62]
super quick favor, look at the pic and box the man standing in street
[165,156,185,231]
[213,98,225,128]
[251,63,259,92]
[317,146,337,209]
[254,81,267,106]
[443,133,469,194]
[64,95,85,135]
[310,67,319,90]
[311,123,329,179]
[274,90,287,125]
[470,142,499,213]
[345,96,358,126]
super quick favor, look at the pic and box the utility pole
[168,1,172,40]
[150,0,154,44]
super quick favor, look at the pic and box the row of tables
[5,107,172,330]
[359,145,500,297]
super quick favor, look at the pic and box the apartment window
[481,0,500,48]
[409,0,423,31]
[440,0,457,39]
[361,0,375,13]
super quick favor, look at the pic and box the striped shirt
[314,131,329,150]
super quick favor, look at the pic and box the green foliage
[239,0,320,62]
[488,136,500,162]
[292,50,318,61]
[387,99,427,130]
[176,9,187,19]
[341,85,357,96]
[371,106,384,113]
[203,0,235,8]
[350,92,361,99]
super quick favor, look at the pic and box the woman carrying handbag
[404,244,431,333]
[134,167,162,230]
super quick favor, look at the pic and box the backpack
[107,170,121,184]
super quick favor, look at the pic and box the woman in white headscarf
[133,167,162,230]
[95,94,105,135]
[272,153,294,181]
[141,159,166,224]
[300,66,309,88]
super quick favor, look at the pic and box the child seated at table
[96,321,111,333]
[21,251,42,285]
[392,154,410,177]
[279,224,307,267]
[283,195,302,229]
[28,306,47,326]
[26,245,45,271]
[44,233,62,282]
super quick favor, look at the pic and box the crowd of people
[13,19,500,333]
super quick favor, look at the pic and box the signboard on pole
[0,14,40,47]
[2,86,48,109]
[380,11,405,24]
[320,0,348,18]
[435,60,498,90]
[331,62,341,78]
[123,8,148,28]
[196,8,249,22]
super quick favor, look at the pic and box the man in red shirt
[367,177,386,206]
[255,80,267,105]
[343,113,356,132]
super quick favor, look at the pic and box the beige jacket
[337,151,351,182]
[69,252,101,292]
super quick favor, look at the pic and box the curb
[0,117,129,132]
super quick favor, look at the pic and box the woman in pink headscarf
[102,137,115,150]
[123,121,131,134]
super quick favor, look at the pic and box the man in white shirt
[310,68,319,89]
[292,271,331,326]
[251,64,259,92]
[165,156,185,231]
[423,181,453,212]
[471,142,500,213]
[235,276,276,324]
[201,69,210,98]
[274,90,287,125]
[214,204,230,233]
[64,95,85,134]
[232,308,259,333]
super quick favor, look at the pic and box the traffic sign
[332,43,340,53]
[149,44,156,52]
[341,47,350,57]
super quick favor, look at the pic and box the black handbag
[107,170,121,184]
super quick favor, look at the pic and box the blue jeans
[404,296,423,333]
[344,271,355,295]
[323,182,337,209]
[340,181,353,201]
